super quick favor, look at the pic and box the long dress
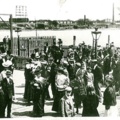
[24,64,34,102]
[82,93,99,116]
[33,76,47,117]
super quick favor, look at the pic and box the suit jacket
[113,60,120,82]
[60,95,74,117]
[1,78,14,99]
[92,65,103,84]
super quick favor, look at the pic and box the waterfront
[0,28,120,47]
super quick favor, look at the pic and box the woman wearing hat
[24,59,34,104]
[82,86,99,116]
[32,66,48,117]
[52,67,70,113]
[84,66,94,87]
[75,64,87,113]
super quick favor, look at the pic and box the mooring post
[73,35,76,48]
[108,35,110,47]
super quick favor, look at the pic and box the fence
[12,36,56,58]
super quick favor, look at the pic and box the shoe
[7,114,11,118]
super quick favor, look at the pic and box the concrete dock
[7,70,120,117]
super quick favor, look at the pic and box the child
[103,74,118,116]
[60,86,75,117]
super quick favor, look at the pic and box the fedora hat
[6,70,12,75]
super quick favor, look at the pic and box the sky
[0,0,120,21]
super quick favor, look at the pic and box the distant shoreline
[0,27,120,31]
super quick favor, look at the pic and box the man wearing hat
[60,86,74,117]
[1,61,12,80]
[0,81,5,118]
[92,59,103,102]
[1,70,15,118]
[67,58,76,82]
[103,74,117,116]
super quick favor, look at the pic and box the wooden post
[18,35,20,56]
[108,35,110,47]
[9,14,13,54]
[27,38,29,58]
[73,36,76,47]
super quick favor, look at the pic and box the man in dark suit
[92,60,103,102]
[44,42,51,61]
[1,70,15,118]
[0,82,5,118]
[113,57,120,94]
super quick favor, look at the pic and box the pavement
[6,70,120,118]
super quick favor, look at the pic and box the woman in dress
[82,86,99,116]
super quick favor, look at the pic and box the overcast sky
[0,0,120,21]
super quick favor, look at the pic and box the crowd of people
[0,39,120,118]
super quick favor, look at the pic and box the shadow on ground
[13,111,33,117]
[44,112,60,117]
[45,100,53,106]
[15,84,25,88]
[13,97,30,106]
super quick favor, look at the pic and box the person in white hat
[60,86,75,117]
[1,62,12,79]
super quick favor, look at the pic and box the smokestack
[84,15,86,25]
[112,3,115,23]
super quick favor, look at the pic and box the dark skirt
[52,90,65,112]
[33,88,45,117]
[82,94,99,116]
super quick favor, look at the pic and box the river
[0,28,120,47]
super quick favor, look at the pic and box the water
[0,28,120,47]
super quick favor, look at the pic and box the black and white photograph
[0,0,120,118]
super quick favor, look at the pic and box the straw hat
[65,86,72,92]
[2,61,12,67]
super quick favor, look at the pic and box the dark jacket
[103,85,116,106]
[0,88,5,118]
[1,78,14,99]
[92,65,103,84]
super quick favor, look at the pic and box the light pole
[91,28,101,59]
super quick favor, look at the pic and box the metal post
[9,14,13,54]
